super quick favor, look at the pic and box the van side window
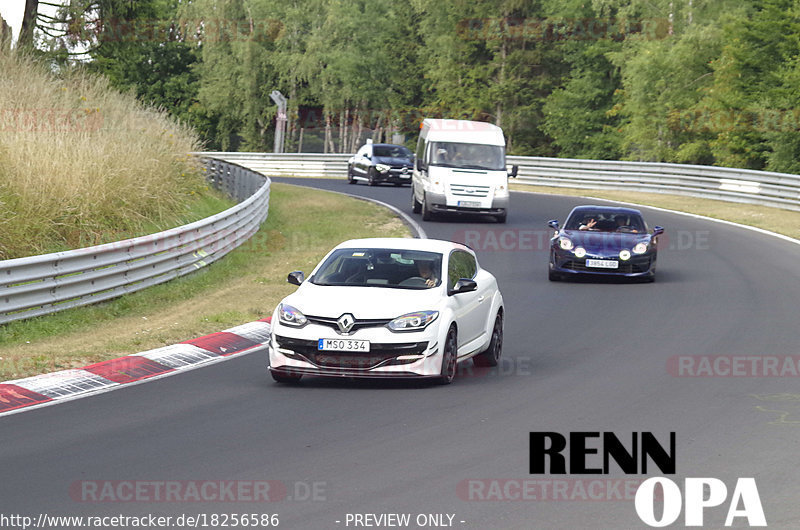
[447,250,477,290]
[416,138,428,171]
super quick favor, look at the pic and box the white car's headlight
[574,247,586,258]
[387,311,439,332]
[279,303,307,327]
[559,237,573,250]
[375,164,391,173]
[633,242,649,254]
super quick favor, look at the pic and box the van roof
[421,119,505,146]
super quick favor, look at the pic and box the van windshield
[428,142,505,171]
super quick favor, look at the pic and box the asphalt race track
[2,177,800,529]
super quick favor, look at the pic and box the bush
[0,50,205,259]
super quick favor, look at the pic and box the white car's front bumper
[268,321,445,378]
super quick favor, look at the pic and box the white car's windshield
[429,141,505,170]
[310,248,442,289]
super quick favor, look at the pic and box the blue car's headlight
[559,237,573,250]
[633,242,649,254]
[279,303,307,327]
[387,311,439,332]
[375,163,391,173]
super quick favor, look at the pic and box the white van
[411,119,517,223]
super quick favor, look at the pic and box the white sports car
[267,238,504,384]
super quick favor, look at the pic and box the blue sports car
[548,206,664,282]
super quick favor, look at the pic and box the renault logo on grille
[337,313,356,334]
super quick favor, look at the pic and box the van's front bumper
[427,192,509,215]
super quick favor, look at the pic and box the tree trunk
[351,107,362,152]
[372,112,383,142]
[496,38,507,127]
[0,15,12,50]
[343,108,350,154]
[18,0,38,48]
[288,84,298,152]
[324,111,331,154]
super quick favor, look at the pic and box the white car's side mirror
[449,278,477,296]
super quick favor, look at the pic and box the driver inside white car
[416,259,438,288]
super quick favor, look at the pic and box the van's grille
[449,184,491,198]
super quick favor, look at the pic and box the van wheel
[411,187,422,213]
[421,193,434,221]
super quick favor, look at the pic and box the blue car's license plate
[586,259,619,269]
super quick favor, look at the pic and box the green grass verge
[0,183,410,380]
[512,184,800,241]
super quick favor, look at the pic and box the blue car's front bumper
[549,248,657,278]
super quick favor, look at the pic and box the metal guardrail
[6,151,797,323]
[507,156,800,211]
[205,152,800,212]
[0,159,269,325]
[202,152,350,178]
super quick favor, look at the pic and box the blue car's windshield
[311,249,442,289]
[565,211,646,233]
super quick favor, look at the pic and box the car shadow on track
[261,354,546,390]
[420,213,502,224]
[553,269,685,284]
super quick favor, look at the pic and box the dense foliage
[30,0,800,172]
